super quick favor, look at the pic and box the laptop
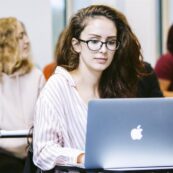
[84,98,173,171]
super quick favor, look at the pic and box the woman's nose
[99,42,107,53]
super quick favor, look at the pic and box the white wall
[0,0,52,69]
[170,0,173,23]
[162,0,173,54]
[161,0,170,54]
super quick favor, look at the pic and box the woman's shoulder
[42,67,70,90]
[48,66,75,86]
[39,67,74,104]
[158,53,173,62]
[30,66,44,76]
[22,66,45,82]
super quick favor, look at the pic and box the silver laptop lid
[85,98,173,170]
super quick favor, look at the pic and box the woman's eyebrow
[107,36,117,39]
[88,34,117,38]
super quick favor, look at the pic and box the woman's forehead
[81,16,117,38]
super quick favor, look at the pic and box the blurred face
[16,22,30,59]
[72,16,118,73]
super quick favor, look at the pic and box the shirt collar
[54,66,76,87]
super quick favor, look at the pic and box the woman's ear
[72,38,81,53]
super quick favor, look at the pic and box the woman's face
[73,16,117,73]
[16,22,30,59]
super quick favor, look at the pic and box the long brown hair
[56,5,144,97]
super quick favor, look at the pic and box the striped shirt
[33,67,87,170]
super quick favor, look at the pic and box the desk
[2,130,171,173]
[53,165,173,173]
[0,129,31,138]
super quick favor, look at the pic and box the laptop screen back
[84,98,173,170]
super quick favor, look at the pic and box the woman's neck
[70,67,101,104]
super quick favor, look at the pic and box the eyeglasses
[78,38,120,51]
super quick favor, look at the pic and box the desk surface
[0,129,31,138]
[54,165,173,173]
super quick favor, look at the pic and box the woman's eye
[18,35,23,39]
[17,35,23,39]
[90,40,100,44]
[17,32,25,39]
[108,40,116,45]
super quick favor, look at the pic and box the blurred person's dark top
[137,62,163,97]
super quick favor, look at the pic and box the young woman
[33,5,146,171]
[0,17,45,172]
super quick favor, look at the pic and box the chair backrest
[0,130,60,173]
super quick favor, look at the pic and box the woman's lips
[94,57,107,63]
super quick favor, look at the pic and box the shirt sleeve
[33,77,83,171]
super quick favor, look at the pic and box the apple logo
[130,125,143,140]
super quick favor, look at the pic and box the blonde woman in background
[0,17,45,173]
